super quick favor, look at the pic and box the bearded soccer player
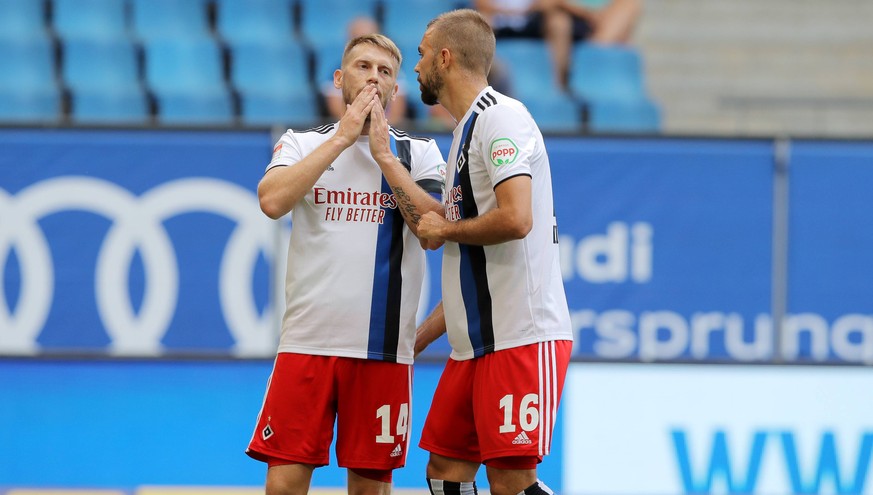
[247,33,445,495]
[413,10,573,495]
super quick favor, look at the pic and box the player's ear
[333,69,343,89]
[390,83,398,101]
[439,48,451,68]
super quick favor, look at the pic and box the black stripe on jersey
[477,93,496,112]
[458,113,495,353]
[416,178,442,195]
[396,139,412,172]
[390,127,433,143]
[381,194,406,361]
[300,123,335,134]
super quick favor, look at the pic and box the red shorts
[246,353,413,470]
[419,340,571,465]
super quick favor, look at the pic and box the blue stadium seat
[0,91,61,122]
[568,43,661,133]
[588,99,661,133]
[216,0,295,45]
[493,40,581,131]
[393,40,429,122]
[54,0,128,41]
[145,38,226,95]
[496,39,560,99]
[240,92,318,126]
[230,41,317,125]
[522,92,582,133]
[313,39,350,85]
[157,93,234,125]
[298,0,378,47]
[382,0,456,48]
[0,36,60,122]
[71,90,149,124]
[62,38,148,123]
[0,0,47,40]
[569,43,647,103]
[144,38,234,125]
[131,0,211,41]
[63,38,140,93]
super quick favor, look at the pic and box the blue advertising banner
[548,138,775,362]
[2,130,872,364]
[0,129,277,357]
[0,358,563,491]
[786,140,873,363]
[563,363,873,495]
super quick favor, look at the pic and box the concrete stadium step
[631,0,873,136]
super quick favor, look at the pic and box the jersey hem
[276,345,414,365]
[449,336,573,361]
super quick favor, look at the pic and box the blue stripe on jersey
[455,114,495,357]
[367,135,406,361]
[458,243,486,354]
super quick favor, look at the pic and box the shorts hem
[419,441,482,464]
[338,460,405,470]
[481,449,545,463]
[246,447,328,467]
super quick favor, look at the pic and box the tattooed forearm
[393,187,422,225]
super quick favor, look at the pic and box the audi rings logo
[0,176,280,357]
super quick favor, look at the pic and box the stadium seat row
[0,0,659,132]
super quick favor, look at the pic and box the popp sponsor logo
[490,138,519,166]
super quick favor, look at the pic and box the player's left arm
[369,99,444,236]
[418,175,532,245]
[414,301,446,358]
[418,104,534,246]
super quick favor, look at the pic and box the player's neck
[445,80,489,123]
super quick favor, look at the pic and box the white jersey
[441,87,573,361]
[268,123,445,365]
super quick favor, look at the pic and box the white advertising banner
[563,364,873,495]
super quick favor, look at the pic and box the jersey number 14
[376,403,409,443]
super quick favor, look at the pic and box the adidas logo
[390,444,403,457]
[512,431,532,445]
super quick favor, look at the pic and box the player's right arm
[258,86,378,219]
[257,136,347,219]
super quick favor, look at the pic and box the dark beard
[419,66,442,106]
[420,84,439,106]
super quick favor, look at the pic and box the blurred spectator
[474,0,641,88]
[558,0,640,44]
[321,16,409,124]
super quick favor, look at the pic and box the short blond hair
[342,33,403,71]
[427,9,495,75]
